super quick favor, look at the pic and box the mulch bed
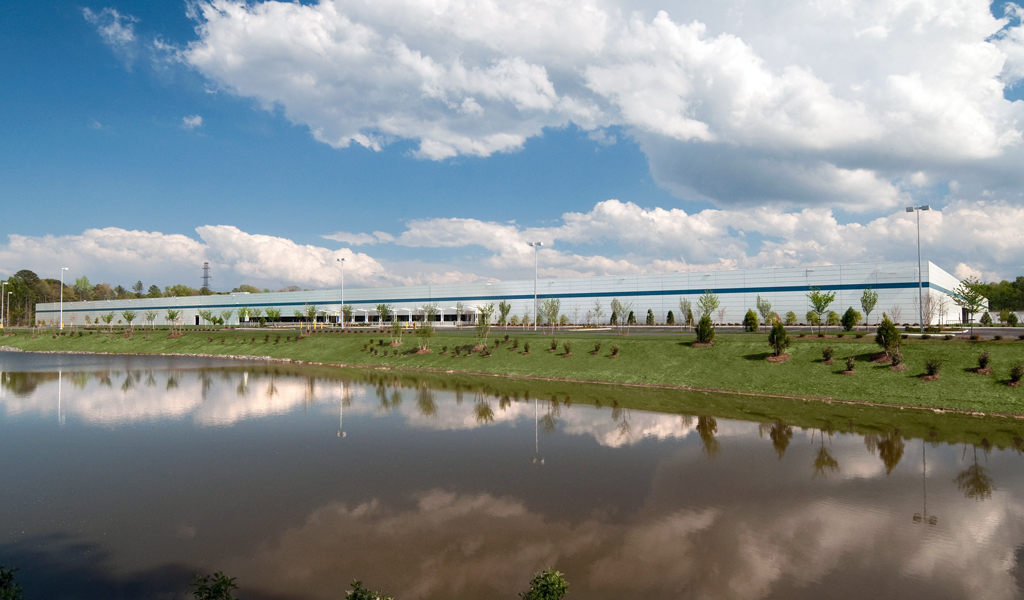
[890,364,907,371]
[1008,380,1022,387]
[823,358,835,366]
[972,367,993,375]
[692,342,715,348]
[765,354,792,363]
[921,374,940,382]
[842,370,856,375]
[472,345,485,352]
[414,348,432,355]
[872,353,891,364]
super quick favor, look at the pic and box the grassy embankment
[3,326,1024,415]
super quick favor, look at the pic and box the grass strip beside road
[3,327,1024,415]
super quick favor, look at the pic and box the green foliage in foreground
[521,568,569,600]
[189,572,238,600]
[0,566,24,600]
[346,580,394,600]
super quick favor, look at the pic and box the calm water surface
[1,352,1023,599]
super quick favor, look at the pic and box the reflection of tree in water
[166,373,179,390]
[473,393,494,424]
[416,386,437,418]
[955,444,994,501]
[611,401,633,443]
[0,372,57,396]
[97,372,112,388]
[864,430,905,474]
[539,398,561,434]
[696,416,720,458]
[498,395,512,411]
[120,375,134,393]
[759,420,793,459]
[455,388,464,405]
[812,429,839,478]
[74,372,90,390]
[200,373,213,400]
[265,376,278,399]
[144,371,156,388]
[376,384,402,412]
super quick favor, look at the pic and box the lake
[1,351,1023,599]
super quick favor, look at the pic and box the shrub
[921,334,931,340]
[627,311,636,325]
[695,314,715,344]
[1011,363,1024,383]
[441,345,448,353]
[520,567,568,600]
[925,358,942,376]
[563,341,572,354]
[901,334,908,340]
[494,339,500,348]
[743,309,759,332]
[1010,313,1019,327]
[666,310,675,325]
[995,335,1003,341]
[978,351,990,369]
[944,334,954,340]
[593,341,602,353]
[784,311,798,325]
[189,572,238,600]
[504,334,510,342]
[970,334,980,341]
[845,356,856,371]
[891,350,904,366]
[0,565,23,600]
[523,341,531,353]
[346,580,395,600]
[1019,334,1024,341]
[610,345,619,356]
[822,346,834,362]
[767,322,790,356]
[837,333,844,338]
[980,312,993,325]
[512,338,519,349]
[550,339,558,351]
[646,309,655,326]
[454,346,461,357]
[841,307,861,331]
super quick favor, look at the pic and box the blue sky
[2,0,1024,290]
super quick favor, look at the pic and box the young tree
[666,310,675,326]
[716,307,727,325]
[417,302,439,350]
[144,310,159,329]
[519,567,568,600]
[498,300,512,329]
[101,312,115,332]
[756,295,772,328]
[146,284,163,298]
[806,310,820,328]
[305,304,319,328]
[645,308,655,326]
[236,307,249,324]
[768,321,790,356]
[953,276,987,334]
[220,309,234,326]
[165,309,180,332]
[697,290,720,319]
[454,302,465,328]
[807,287,837,334]
[375,303,393,327]
[341,305,353,326]
[476,302,495,344]
[74,276,94,301]
[265,307,281,323]
[678,298,692,331]
[784,311,798,325]
[875,313,900,357]
[132,281,144,296]
[860,287,878,327]
[198,309,214,325]
[743,309,759,332]
[888,304,903,325]
[841,307,862,331]
[540,298,561,333]
[592,299,604,326]
[121,310,137,332]
[826,310,841,329]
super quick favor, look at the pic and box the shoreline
[4,346,1021,421]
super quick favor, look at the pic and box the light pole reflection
[913,441,938,526]
[57,370,65,427]
[532,397,544,465]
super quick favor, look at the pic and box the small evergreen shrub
[512,338,519,349]
[845,356,856,371]
[627,311,636,325]
[822,346,834,362]
[944,334,954,340]
[980,312,993,325]
[743,309,758,332]
[666,310,675,325]
[593,341,602,353]
[695,314,715,344]
[646,309,654,326]
[979,352,990,369]
[1011,363,1024,383]
[1019,334,1024,341]
[920,334,931,340]
[550,339,558,351]
[441,345,448,353]
[891,350,904,366]
[767,322,790,356]
[837,333,844,338]
[841,307,861,331]
[504,334,509,342]
[610,345,619,356]
[994,335,1003,341]
[970,334,980,341]
[562,341,572,354]
[925,358,942,376]
[523,341,531,353]
[1009,313,1019,327]
[454,346,461,356]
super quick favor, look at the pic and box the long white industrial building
[36,261,971,328]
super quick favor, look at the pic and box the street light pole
[337,257,346,328]
[6,292,10,329]
[528,242,544,331]
[0,281,6,329]
[906,205,930,331]
[59,267,69,330]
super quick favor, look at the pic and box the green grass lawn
[4,326,1024,415]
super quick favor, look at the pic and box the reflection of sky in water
[1,355,1023,600]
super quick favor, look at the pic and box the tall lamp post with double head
[6,292,10,329]
[528,242,544,331]
[337,257,346,328]
[59,267,69,329]
[0,281,6,328]
[906,205,930,331]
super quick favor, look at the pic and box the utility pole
[201,262,212,291]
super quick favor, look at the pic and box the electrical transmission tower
[201,262,212,290]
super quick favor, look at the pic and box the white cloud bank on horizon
[170,0,1024,212]
[3,199,1023,289]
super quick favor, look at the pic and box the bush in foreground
[1011,363,1024,383]
[520,567,569,600]
[695,315,715,344]
[767,322,790,356]
[925,358,942,376]
[875,314,900,357]
[743,309,759,332]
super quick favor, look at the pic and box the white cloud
[181,115,203,130]
[166,0,1024,211]
[322,231,395,245]
[83,7,140,68]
